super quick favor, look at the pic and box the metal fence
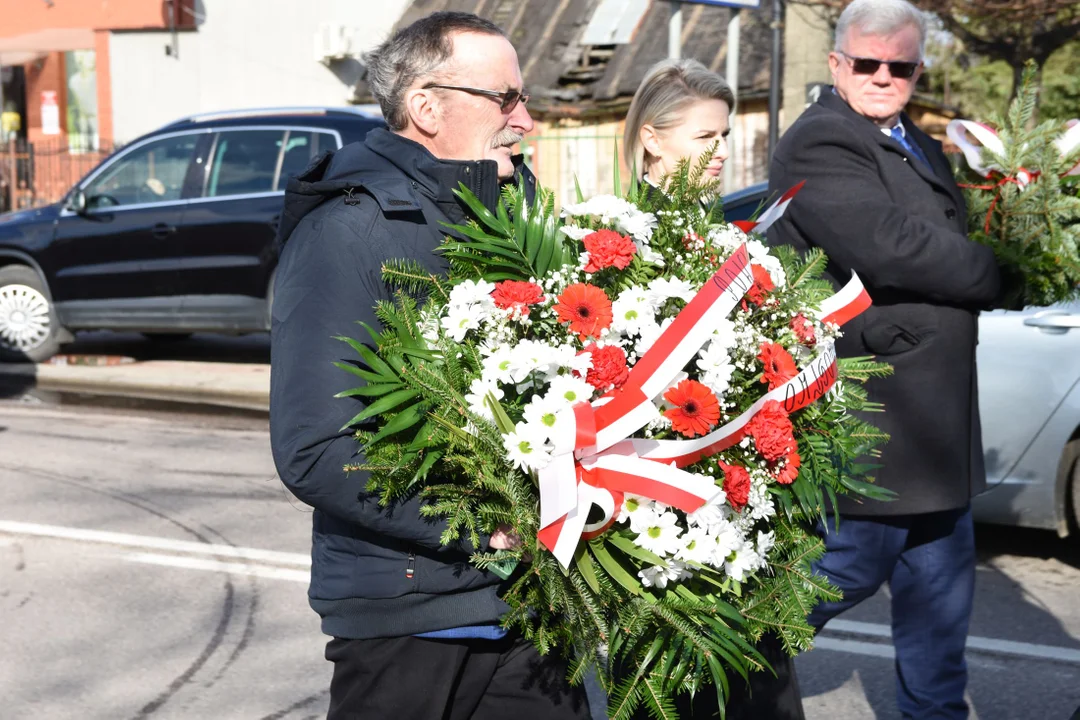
[0,138,119,213]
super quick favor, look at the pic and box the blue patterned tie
[889,126,929,167]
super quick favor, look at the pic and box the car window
[206,130,284,197]
[83,134,198,209]
[275,130,338,190]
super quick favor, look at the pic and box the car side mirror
[67,189,88,215]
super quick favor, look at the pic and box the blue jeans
[808,506,976,720]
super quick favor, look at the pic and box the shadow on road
[59,331,270,364]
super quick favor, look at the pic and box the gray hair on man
[363,12,505,131]
[834,0,928,59]
[623,58,736,173]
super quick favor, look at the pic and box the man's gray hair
[363,12,506,131]
[834,0,928,58]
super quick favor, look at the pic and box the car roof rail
[164,106,381,127]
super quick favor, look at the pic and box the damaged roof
[352,0,774,117]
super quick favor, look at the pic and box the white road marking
[813,636,896,659]
[823,619,1080,665]
[122,552,310,583]
[0,520,309,568]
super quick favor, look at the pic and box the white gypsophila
[502,425,554,471]
[522,394,568,439]
[724,539,761,582]
[647,276,697,305]
[560,224,593,241]
[611,285,657,337]
[465,377,504,421]
[547,374,595,406]
[643,412,672,435]
[744,475,776,522]
[675,526,715,564]
[707,223,749,253]
[442,307,481,342]
[633,510,684,556]
[639,559,691,589]
[686,493,730,528]
[617,495,660,533]
[481,345,516,385]
[448,279,496,309]
[617,210,658,244]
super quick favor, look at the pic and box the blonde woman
[622,59,807,720]
[623,58,734,187]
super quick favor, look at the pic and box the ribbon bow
[535,244,872,568]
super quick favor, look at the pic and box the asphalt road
[1,400,1079,720]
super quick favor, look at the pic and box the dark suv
[0,107,382,361]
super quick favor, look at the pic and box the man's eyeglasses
[838,51,921,79]
[423,84,530,112]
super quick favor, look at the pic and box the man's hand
[488,525,522,550]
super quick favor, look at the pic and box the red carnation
[774,451,801,485]
[758,342,798,391]
[492,280,545,316]
[718,459,751,512]
[583,229,637,273]
[745,400,796,462]
[745,264,776,306]
[554,283,613,339]
[790,313,817,346]
[581,343,630,391]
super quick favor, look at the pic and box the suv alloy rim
[0,283,51,352]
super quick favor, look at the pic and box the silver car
[723,182,1080,535]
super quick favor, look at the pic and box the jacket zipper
[406,551,415,579]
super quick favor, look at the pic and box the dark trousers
[807,506,976,720]
[325,633,591,720]
[626,633,806,720]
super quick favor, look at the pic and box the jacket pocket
[861,306,939,356]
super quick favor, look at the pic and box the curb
[0,360,270,414]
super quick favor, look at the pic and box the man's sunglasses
[838,52,921,79]
[423,84,530,112]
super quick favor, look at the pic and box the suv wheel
[0,265,62,362]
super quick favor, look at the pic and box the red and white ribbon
[947,118,1080,185]
[731,181,805,235]
[535,249,873,567]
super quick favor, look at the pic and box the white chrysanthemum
[617,210,658,244]
[757,530,776,558]
[560,224,593,241]
[746,239,786,286]
[648,276,696,304]
[675,526,715,564]
[465,377,503,420]
[502,426,554,471]
[562,194,633,221]
[639,559,691,589]
[448,279,496,309]
[745,478,776,522]
[724,540,761,582]
[635,317,675,356]
[696,341,735,397]
[441,307,481,342]
[687,494,730,528]
[637,242,666,267]
[709,520,744,569]
[611,286,656,337]
[507,339,558,383]
[547,375,595,406]
[709,318,738,351]
[617,495,660,533]
[522,395,567,437]
[633,510,684,556]
[481,345,516,385]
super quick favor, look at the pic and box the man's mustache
[492,129,524,149]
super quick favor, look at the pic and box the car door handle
[151,223,177,239]
[269,214,281,232]
[1024,312,1080,331]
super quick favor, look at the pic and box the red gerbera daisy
[554,283,613,338]
[663,379,721,438]
[491,280,545,316]
[745,264,776,306]
[758,341,798,390]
